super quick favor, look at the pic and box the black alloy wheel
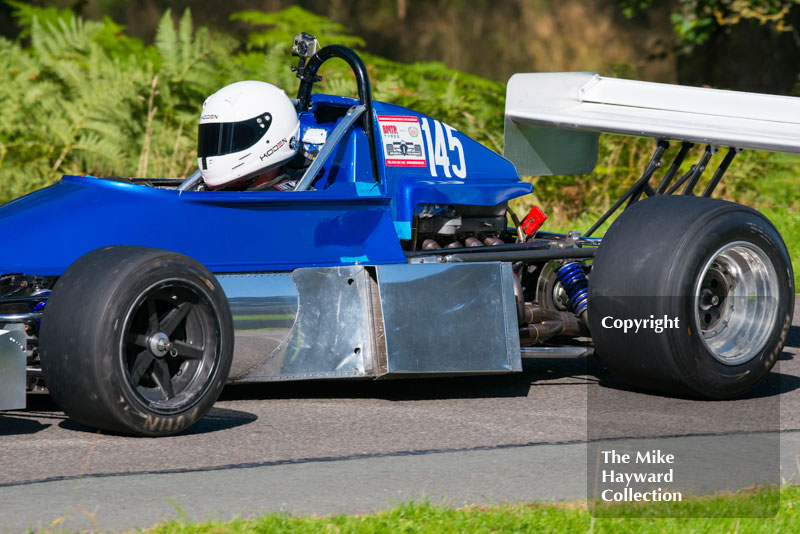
[122,280,221,414]
[40,246,234,436]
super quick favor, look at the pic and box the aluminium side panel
[375,262,521,374]
[221,267,378,382]
[0,330,27,410]
[221,262,521,383]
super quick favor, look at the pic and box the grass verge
[137,485,799,534]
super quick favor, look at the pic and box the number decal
[444,124,466,178]
[420,118,437,177]
[433,120,452,178]
[419,118,467,178]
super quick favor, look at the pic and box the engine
[408,203,508,250]
[405,203,591,348]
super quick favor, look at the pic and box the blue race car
[0,33,794,435]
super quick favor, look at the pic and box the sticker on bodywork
[378,116,427,167]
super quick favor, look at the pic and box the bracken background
[1,1,798,280]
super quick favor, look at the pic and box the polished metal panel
[270,266,375,379]
[222,267,377,382]
[221,263,521,382]
[501,262,523,372]
[0,313,43,322]
[375,262,521,374]
[219,273,299,379]
[0,330,27,410]
[520,346,593,358]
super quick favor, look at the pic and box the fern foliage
[0,4,514,204]
[1,3,795,227]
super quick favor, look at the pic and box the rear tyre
[40,246,233,436]
[588,195,793,399]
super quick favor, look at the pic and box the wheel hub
[698,272,727,329]
[694,242,779,366]
[148,332,173,358]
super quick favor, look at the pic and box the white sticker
[378,115,427,167]
[302,128,328,145]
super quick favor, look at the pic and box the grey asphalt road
[1,302,798,532]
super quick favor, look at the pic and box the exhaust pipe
[422,239,441,250]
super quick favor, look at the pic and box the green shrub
[0,5,509,203]
[2,4,797,268]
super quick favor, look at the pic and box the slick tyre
[588,195,793,399]
[40,246,234,436]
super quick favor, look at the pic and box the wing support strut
[584,141,740,238]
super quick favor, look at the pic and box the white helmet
[197,81,300,188]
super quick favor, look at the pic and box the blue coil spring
[556,262,589,315]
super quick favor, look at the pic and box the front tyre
[588,196,794,399]
[40,246,234,436]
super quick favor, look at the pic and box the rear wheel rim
[119,279,220,414]
[694,242,779,366]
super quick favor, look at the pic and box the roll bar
[296,45,380,183]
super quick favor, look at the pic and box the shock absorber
[556,262,588,316]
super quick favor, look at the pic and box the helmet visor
[198,112,272,158]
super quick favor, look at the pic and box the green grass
[130,485,798,533]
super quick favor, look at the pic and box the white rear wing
[504,72,800,176]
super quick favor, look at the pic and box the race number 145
[420,118,467,179]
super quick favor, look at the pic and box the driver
[197,81,305,191]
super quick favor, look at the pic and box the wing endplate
[504,72,800,176]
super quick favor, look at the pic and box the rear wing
[504,72,800,176]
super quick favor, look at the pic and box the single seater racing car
[0,33,796,435]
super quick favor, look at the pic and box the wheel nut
[148,332,172,357]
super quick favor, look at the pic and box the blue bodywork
[0,95,531,276]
